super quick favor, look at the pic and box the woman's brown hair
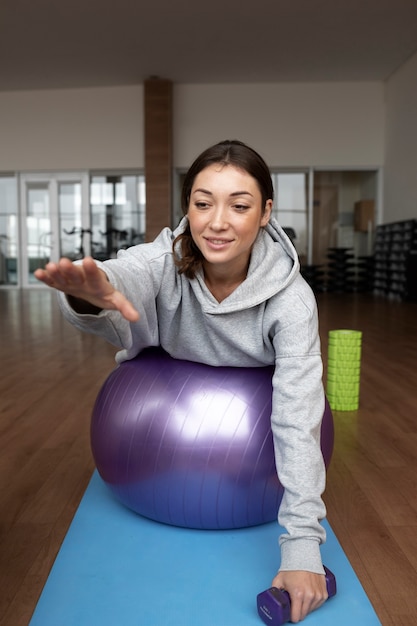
[173,140,274,278]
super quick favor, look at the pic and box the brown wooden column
[144,77,173,242]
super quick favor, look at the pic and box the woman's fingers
[36,257,106,295]
[35,257,139,322]
[271,571,327,623]
[111,290,140,322]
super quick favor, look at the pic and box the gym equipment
[257,566,337,625]
[30,473,383,626]
[327,329,362,411]
[91,347,334,529]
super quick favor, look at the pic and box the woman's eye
[234,204,249,211]
[195,201,210,209]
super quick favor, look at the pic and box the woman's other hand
[270,570,328,623]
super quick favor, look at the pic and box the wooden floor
[1,289,416,626]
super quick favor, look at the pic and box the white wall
[0,82,384,173]
[384,51,417,222]
[174,82,385,169]
[0,86,144,171]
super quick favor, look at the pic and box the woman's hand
[271,570,328,623]
[34,257,139,322]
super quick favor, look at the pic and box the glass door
[0,175,19,286]
[59,181,87,260]
[25,182,53,284]
[20,173,89,287]
[271,171,309,265]
[90,174,145,260]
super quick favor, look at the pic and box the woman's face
[187,163,272,278]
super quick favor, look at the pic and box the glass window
[26,184,51,283]
[271,172,308,261]
[90,174,145,260]
[0,176,18,285]
[59,182,84,259]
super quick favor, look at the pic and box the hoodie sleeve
[269,279,327,574]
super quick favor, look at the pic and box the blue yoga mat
[30,472,381,625]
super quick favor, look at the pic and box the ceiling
[1,0,417,92]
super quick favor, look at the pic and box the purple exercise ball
[91,348,334,530]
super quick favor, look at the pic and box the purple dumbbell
[257,566,337,625]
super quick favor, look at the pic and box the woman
[35,140,328,622]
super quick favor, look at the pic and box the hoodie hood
[174,216,300,314]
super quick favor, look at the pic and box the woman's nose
[209,206,228,229]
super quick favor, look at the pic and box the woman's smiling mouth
[204,237,234,248]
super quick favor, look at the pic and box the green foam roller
[327,374,361,387]
[328,400,359,411]
[327,380,360,396]
[328,350,362,362]
[327,387,360,400]
[327,365,361,377]
[327,329,362,409]
[327,366,361,379]
[329,394,360,405]
[328,335,362,345]
[328,346,362,360]
[329,329,362,342]
[327,392,359,410]
[328,342,362,352]
[327,359,361,374]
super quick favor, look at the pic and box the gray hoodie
[59,217,327,574]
